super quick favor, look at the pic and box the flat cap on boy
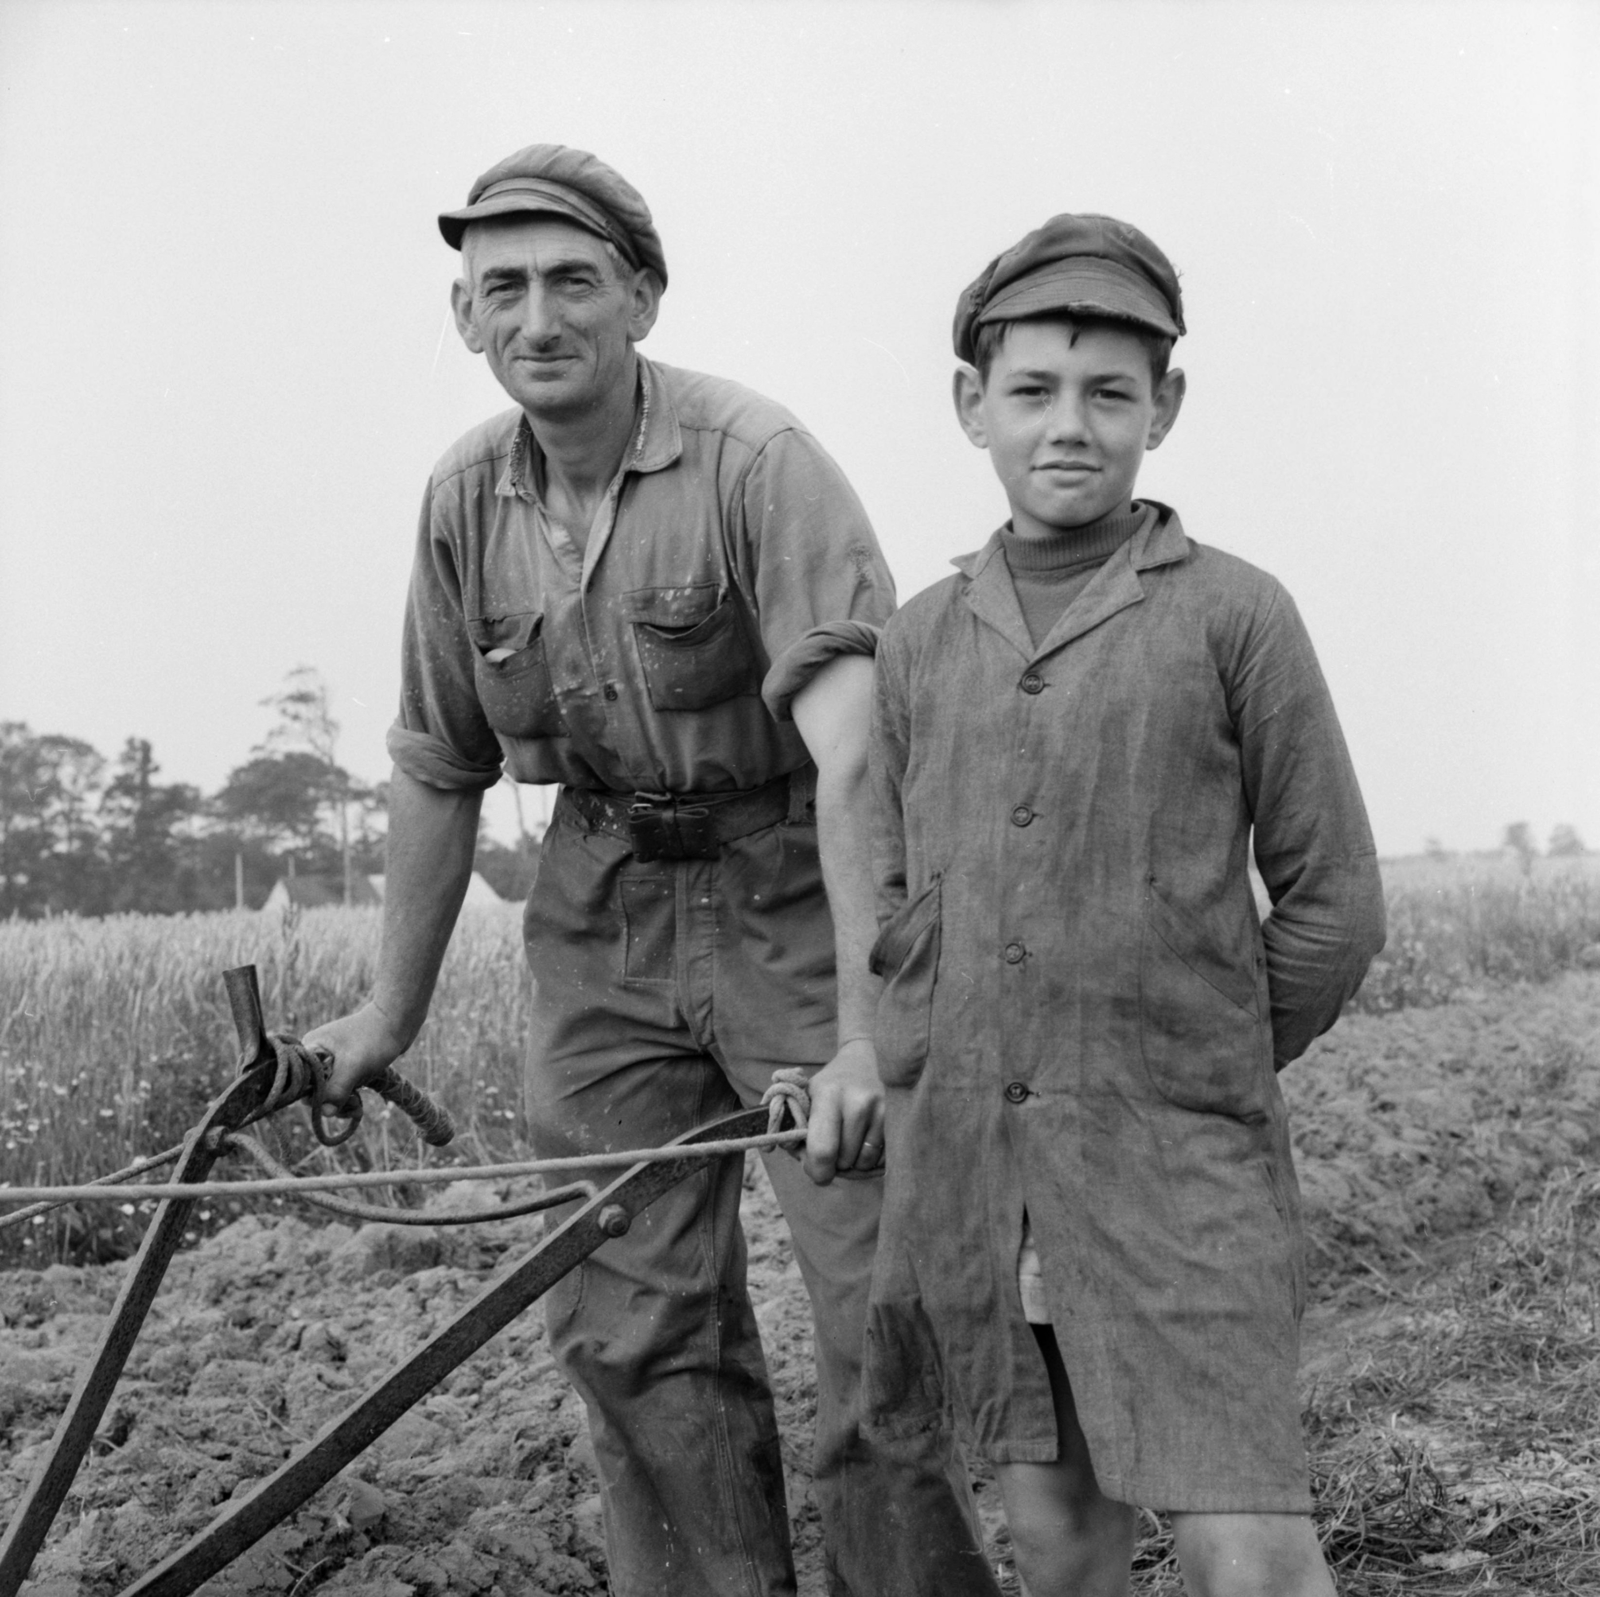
[438,142,668,287]
[953,213,1183,363]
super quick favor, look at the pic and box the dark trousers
[520,796,1000,1596]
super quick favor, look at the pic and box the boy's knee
[995,1461,1136,1597]
[1168,1512,1333,1597]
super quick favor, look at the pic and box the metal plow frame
[0,982,769,1596]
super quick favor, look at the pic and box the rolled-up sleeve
[1230,581,1387,1065]
[868,617,913,923]
[739,428,897,720]
[386,482,505,793]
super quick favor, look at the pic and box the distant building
[368,871,505,909]
[262,874,382,913]
[262,870,504,912]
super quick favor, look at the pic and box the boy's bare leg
[1168,1513,1334,1597]
[992,1326,1136,1597]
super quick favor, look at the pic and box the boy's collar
[1129,501,1188,570]
[952,500,1189,579]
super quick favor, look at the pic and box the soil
[4,973,1599,1597]
[0,1164,832,1597]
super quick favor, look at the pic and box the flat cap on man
[953,212,1183,364]
[439,142,668,288]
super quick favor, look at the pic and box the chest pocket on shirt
[623,584,762,712]
[467,612,567,739]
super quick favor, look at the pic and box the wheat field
[2,857,1598,1264]
[0,902,530,1261]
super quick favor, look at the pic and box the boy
[861,215,1386,1596]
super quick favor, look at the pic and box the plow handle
[222,966,456,1148]
[223,964,272,1070]
[370,1066,456,1147]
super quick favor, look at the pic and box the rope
[0,1129,807,1207]
[224,1132,595,1228]
[764,1066,814,1138]
[0,1143,187,1233]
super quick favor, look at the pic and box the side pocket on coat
[1139,876,1272,1121]
[1260,1158,1308,1322]
[869,877,942,1089]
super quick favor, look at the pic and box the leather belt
[563,774,796,862]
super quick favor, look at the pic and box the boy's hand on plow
[764,1038,886,1186]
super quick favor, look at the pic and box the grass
[1351,855,1600,1014]
[1301,1167,1600,1594]
[0,902,530,1264]
[1107,1169,1600,1595]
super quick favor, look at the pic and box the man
[306,144,997,1597]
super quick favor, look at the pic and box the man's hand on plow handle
[297,999,454,1148]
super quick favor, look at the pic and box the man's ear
[952,364,989,448]
[451,278,485,355]
[627,269,664,343]
[1146,368,1186,451]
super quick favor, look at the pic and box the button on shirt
[388,358,896,796]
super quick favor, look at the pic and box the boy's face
[953,319,1185,537]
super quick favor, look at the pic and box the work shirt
[387,357,893,796]
[862,505,1385,1512]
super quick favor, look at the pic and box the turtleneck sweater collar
[997,502,1155,649]
[998,502,1149,573]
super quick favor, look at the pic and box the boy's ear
[1145,367,1186,451]
[952,364,989,448]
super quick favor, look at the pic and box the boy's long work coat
[863,506,1385,1512]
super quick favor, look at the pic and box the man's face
[451,216,660,422]
[953,319,1185,536]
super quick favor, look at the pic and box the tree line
[12,664,1586,921]
[1,668,387,919]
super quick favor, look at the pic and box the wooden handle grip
[371,1069,456,1147]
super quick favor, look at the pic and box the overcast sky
[1,0,1595,856]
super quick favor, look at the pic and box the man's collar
[496,355,683,500]
[630,358,683,474]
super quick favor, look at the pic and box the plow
[0,966,802,1597]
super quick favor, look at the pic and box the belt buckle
[626,793,718,862]
[672,804,717,859]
